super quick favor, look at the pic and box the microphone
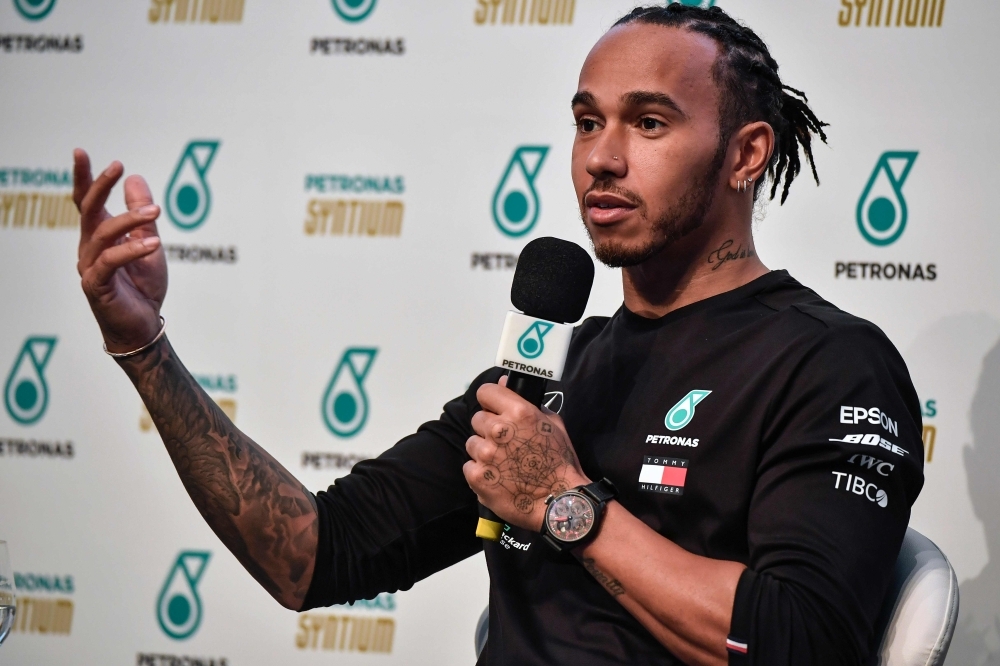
[476,237,595,541]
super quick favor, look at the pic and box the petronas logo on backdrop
[166,141,220,231]
[323,348,378,437]
[857,151,918,246]
[13,0,57,20]
[4,337,56,426]
[492,146,549,238]
[667,0,716,6]
[332,0,376,22]
[156,551,210,640]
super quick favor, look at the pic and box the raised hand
[73,148,167,353]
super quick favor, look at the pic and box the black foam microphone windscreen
[511,237,595,324]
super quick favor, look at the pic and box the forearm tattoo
[483,419,578,516]
[119,338,318,609]
[581,557,626,597]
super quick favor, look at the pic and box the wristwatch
[540,478,618,552]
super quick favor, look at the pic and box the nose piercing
[612,156,618,160]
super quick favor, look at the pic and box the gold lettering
[322,615,339,649]
[149,0,166,23]
[922,424,936,462]
[11,597,73,635]
[304,199,321,235]
[935,0,945,26]
[383,201,403,236]
[839,0,853,24]
[215,398,237,422]
[904,0,920,26]
[223,0,244,21]
[474,0,488,24]
[295,614,310,649]
[553,0,573,23]
[536,0,550,24]
[13,193,27,228]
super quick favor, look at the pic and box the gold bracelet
[103,316,166,358]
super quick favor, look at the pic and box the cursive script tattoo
[707,239,756,271]
[118,338,318,610]
[485,419,577,514]
[581,557,626,596]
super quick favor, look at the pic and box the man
[72,5,923,665]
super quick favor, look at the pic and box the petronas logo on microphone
[165,140,220,231]
[323,348,378,438]
[492,145,549,238]
[517,321,552,359]
[4,336,57,425]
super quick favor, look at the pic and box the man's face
[572,24,726,267]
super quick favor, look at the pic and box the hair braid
[613,5,829,204]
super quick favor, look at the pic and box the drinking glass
[0,541,15,645]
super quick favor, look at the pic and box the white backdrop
[1,0,998,664]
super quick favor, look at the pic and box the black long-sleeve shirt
[302,270,924,665]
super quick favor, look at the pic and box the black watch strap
[580,478,618,504]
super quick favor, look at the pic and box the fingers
[476,381,530,418]
[78,160,123,238]
[79,205,161,269]
[83,236,161,289]
[122,175,160,239]
[465,434,494,462]
[72,149,93,209]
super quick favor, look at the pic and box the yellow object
[476,517,503,542]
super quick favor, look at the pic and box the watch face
[546,493,595,542]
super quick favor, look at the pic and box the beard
[583,146,726,268]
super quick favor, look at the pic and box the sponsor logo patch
[638,456,688,495]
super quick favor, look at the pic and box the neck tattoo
[707,239,756,271]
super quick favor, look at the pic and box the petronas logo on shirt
[156,551,210,640]
[332,0,377,22]
[492,146,549,238]
[165,140,220,231]
[322,348,378,438]
[664,390,711,432]
[856,151,918,246]
[4,336,57,425]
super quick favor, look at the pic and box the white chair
[473,528,959,664]
[872,527,959,666]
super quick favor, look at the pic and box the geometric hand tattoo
[481,419,577,515]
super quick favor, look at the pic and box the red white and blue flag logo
[638,456,688,495]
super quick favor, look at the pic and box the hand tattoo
[119,338,318,610]
[485,418,578,514]
[581,557,626,597]
[707,239,756,271]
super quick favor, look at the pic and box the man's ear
[727,121,774,189]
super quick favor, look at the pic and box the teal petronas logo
[668,0,716,6]
[322,348,377,437]
[492,146,549,237]
[13,0,57,20]
[857,151,918,246]
[665,390,711,431]
[4,337,56,425]
[166,141,220,231]
[156,551,210,640]
[332,0,376,22]
[517,321,552,359]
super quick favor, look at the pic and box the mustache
[583,179,645,208]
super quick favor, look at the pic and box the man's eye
[641,118,662,130]
[578,119,597,132]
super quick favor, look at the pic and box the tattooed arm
[464,380,744,666]
[120,339,318,610]
[73,151,317,610]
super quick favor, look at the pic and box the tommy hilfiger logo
[638,456,688,495]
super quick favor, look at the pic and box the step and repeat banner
[1,0,997,664]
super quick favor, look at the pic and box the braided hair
[613,4,829,204]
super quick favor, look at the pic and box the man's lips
[584,191,638,225]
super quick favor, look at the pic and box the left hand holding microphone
[464,378,591,532]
